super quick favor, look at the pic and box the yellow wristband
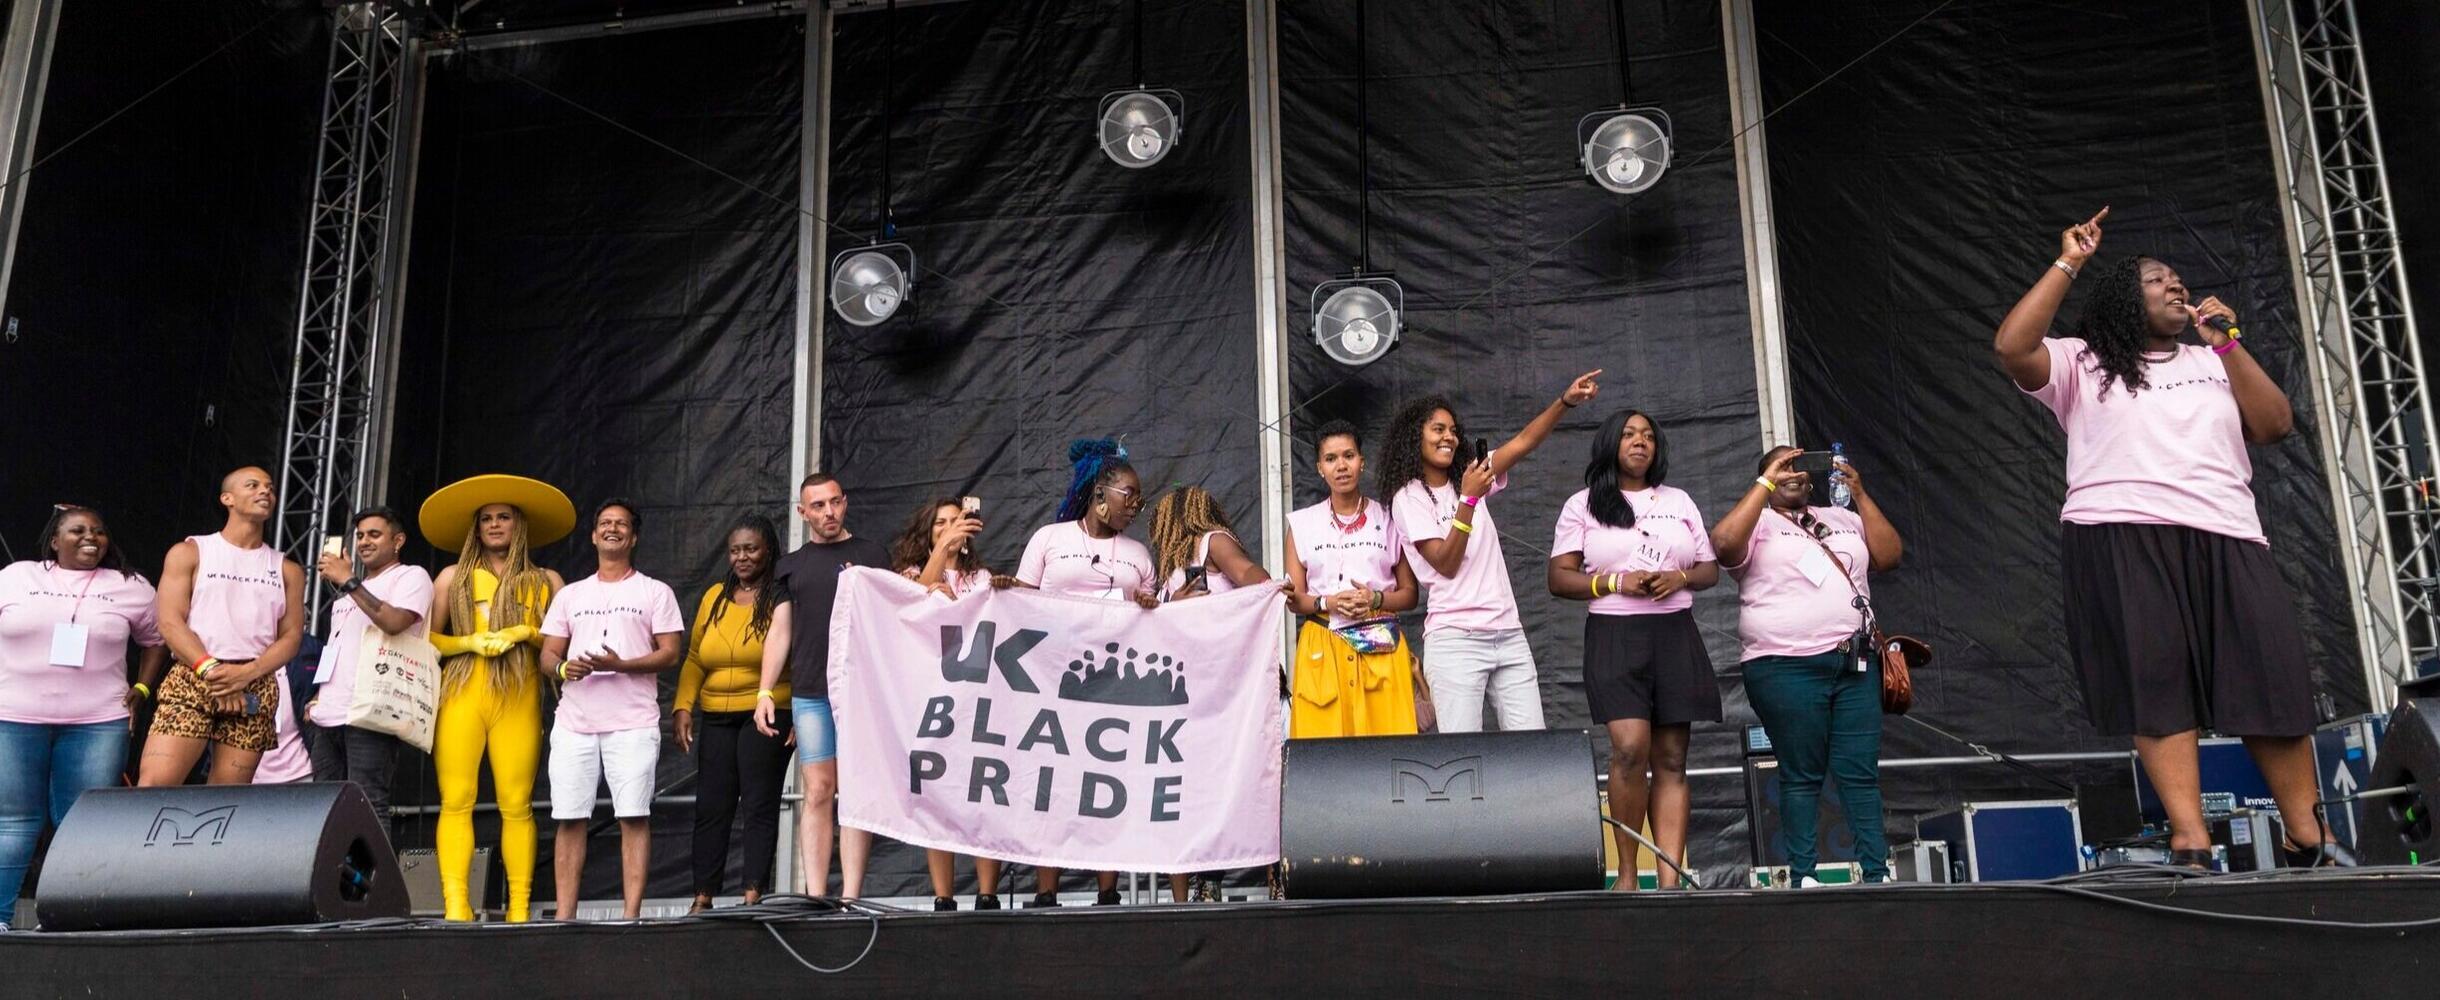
[558,662,569,682]
[757,689,776,701]
[1590,574,1605,598]
[1452,520,1473,534]
[132,682,152,700]
[194,658,220,677]
[1756,476,1776,492]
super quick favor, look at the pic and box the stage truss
[2251,0,2440,705]
[275,1,420,627]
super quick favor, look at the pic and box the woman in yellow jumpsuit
[418,475,574,922]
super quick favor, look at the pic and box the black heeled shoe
[932,896,957,912]
[974,894,1002,910]
[1095,889,1123,906]
[1028,892,1061,908]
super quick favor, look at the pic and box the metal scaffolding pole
[2249,0,2440,706]
[277,2,417,629]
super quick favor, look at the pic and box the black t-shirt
[774,535,891,697]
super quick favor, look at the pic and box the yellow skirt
[1289,619,1419,738]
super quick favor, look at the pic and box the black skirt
[1583,611,1721,726]
[2060,521,2316,738]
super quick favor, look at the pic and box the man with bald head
[140,466,307,785]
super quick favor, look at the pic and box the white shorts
[548,725,661,820]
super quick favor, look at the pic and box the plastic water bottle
[1829,442,1853,509]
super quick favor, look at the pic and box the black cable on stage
[690,893,886,975]
[0,3,293,200]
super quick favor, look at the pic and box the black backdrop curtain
[1278,0,1760,877]
[1758,0,2361,855]
[384,17,802,904]
[0,0,322,580]
[821,0,1258,897]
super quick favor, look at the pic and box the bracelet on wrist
[194,657,221,677]
[1756,476,1776,492]
[1459,494,1482,508]
[1452,519,1474,534]
[756,689,776,701]
[2211,339,2237,356]
[2053,258,2079,280]
[132,682,153,700]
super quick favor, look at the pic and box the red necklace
[1329,500,1368,534]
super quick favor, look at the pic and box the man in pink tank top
[139,466,308,785]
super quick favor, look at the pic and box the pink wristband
[1459,494,1482,508]
[2212,339,2237,356]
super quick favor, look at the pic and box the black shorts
[2060,521,2316,738]
[1584,611,1721,726]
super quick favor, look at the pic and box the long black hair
[2068,254,2165,400]
[1373,395,1477,501]
[33,505,134,578]
[1584,409,1668,529]
[889,497,991,577]
[708,513,784,640]
[1056,438,1134,523]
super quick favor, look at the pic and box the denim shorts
[791,696,837,765]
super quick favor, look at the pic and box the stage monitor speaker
[2359,699,2440,866]
[1280,730,1602,899]
[37,782,409,931]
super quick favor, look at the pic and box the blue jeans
[1744,650,1888,879]
[0,719,128,904]
[791,697,838,765]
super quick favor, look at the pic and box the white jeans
[1421,627,1546,732]
[549,726,661,820]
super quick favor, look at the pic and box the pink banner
[827,568,1286,871]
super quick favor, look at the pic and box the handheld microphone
[2202,314,2241,340]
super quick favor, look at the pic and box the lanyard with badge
[47,566,99,668]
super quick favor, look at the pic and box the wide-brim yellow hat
[418,474,578,551]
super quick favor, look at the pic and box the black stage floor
[7,868,2438,998]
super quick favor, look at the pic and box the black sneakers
[975,894,1002,910]
[1029,892,1061,908]
[1094,889,1122,906]
[933,897,957,912]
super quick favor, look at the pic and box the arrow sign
[2331,762,2359,798]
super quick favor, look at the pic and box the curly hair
[1148,485,1237,583]
[1056,438,1134,523]
[707,513,784,641]
[1373,395,1478,503]
[888,497,990,578]
[2068,254,2166,400]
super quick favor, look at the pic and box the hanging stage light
[1099,89,1183,169]
[830,242,914,327]
[1578,108,1672,195]
[1311,275,1403,368]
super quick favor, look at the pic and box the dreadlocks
[441,510,554,697]
[1373,395,1476,503]
[2068,254,2164,400]
[1149,485,1236,583]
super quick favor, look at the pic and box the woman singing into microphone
[1993,206,2350,869]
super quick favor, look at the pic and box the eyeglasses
[1103,486,1144,510]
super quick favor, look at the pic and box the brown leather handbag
[1875,632,1932,715]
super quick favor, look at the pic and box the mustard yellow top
[674,584,783,713]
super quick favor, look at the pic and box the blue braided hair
[1057,437,1132,522]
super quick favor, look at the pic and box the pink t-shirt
[308,562,434,728]
[1289,497,1406,629]
[542,571,685,735]
[1016,521,1156,600]
[0,561,164,725]
[1552,485,1716,616]
[2026,336,2265,545]
[253,668,315,784]
[902,566,991,599]
[1393,472,1522,633]
[1162,531,1243,599]
[188,532,287,660]
[1723,506,1872,660]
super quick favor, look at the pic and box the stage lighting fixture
[830,243,914,327]
[1578,108,1672,195]
[1099,89,1183,169]
[1311,276,1403,368]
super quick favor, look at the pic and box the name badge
[312,642,342,685]
[50,622,89,668]
[1796,544,1837,588]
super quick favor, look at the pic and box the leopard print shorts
[150,660,280,753]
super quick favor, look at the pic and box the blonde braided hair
[440,508,554,697]
[1149,485,1236,583]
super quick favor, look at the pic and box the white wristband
[2052,259,2078,280]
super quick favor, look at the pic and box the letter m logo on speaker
[144,805,238,847]
[1390,755,1485,803]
